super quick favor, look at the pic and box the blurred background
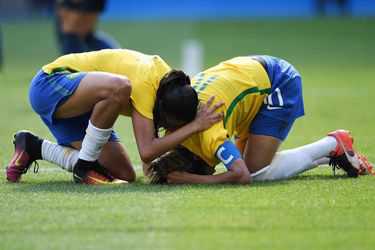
[0,0,374,165]
[1,0,374,72]
[1,4,374,249]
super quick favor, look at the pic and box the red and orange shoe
[72,159,127,185]
[6,131,43,182]
[328,129,373,177]
[81,170,113,185]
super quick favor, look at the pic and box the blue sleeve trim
[215,140,242,170]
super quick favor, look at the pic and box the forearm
[132,98,223,163]
[168,167,251,185]
[139,122,199,163]
[142,162,152,177]
[177,172,249,184]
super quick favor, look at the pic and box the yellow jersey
[181,56,271,167]
[42,49,171,119]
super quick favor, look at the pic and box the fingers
[205,95,215,108]
[208,100,224,113]
[210,111,224,122]
[206,98,224,121]
[198,96,222,113]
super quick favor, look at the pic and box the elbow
[139,149,155,164]
[238,174,251,185]
[231,166,251,185]
[236,174,251,185]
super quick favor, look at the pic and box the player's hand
[193,96,224,132]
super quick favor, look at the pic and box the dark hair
[153,70,199,136]
[149,146,215,184]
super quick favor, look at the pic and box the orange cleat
[328,130,359,177]
[81,170,113,185]
[328,129,373,177]
[72,159,127,185]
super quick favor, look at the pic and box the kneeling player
[148,55,373,184]
[6,49,222,184]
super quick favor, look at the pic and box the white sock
[78,120,112,162]
[314,157,330,166]
[252,136,337,181]
[41,140,79,172]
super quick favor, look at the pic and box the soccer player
[6,49,222,184]
[147,55,373,184]
[55,0,120,54]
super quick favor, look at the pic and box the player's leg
[247,133,336,181]
[245,56,305,176]
[52,72,131,170]
[245,55,327,180]
[244,113,357,181]
[70,140,135,181]
[47,73,133,183]
[242,133,281,173]
[250,130,373,181]
[54,72,130,123]
[246,56,373,181]
[7,129,135,182]
[6,70,131,182]
[243,74,371,179]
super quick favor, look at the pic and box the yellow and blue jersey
[42,49,171,119]
[180,56,271,167]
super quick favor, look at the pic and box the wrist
[189,120,201,133]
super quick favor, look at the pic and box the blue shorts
[249,56,305,141]
[29,70,119,146]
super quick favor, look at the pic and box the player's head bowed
[149,146,214,184]
[153,70,199,135]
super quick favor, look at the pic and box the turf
[0,18,374,250]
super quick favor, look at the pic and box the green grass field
[0,18,374,250]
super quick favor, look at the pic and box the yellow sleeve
[130,76,157,120]
[201,123,228,156]
[186,122,228,166]
[130,57,170,120]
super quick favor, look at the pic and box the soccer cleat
[6,130,43,182]
[327,129,371,178]
[73,159,116,185]
[357,154,374,176]
[77,170,112,185]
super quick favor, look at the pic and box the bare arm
[132,97,223,163]
[167,159,251,185]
